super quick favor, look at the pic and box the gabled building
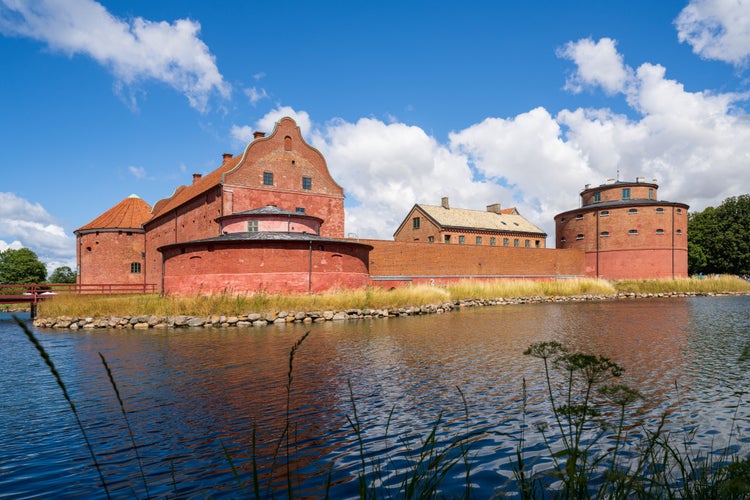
[74,194,152,285]
[554,177,688,279]
[394,197,547,248]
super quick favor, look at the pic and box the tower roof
[75,194,152,233]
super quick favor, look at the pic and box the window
[676,229,683,235]
[600,231,610,237]
[302,177,312,190]
[263,171,274,185]
[130,262,141,274]
[656,229,665,235]
[247,220,259,232]
[622,188,631,200]
[676,208,683,214]
[458,235,465,244]
[428,236,435,243]
[593,192,601,203]
[444,235,451,243]
[490,237,496,246]
[412,217,420,229]
[576,234,584,240]
[524,240,530,247]
[295,207,305,214]
[476,236,482,245]
[514,238,520,247]
[560,237,567,243]
[629,229,638,235]
[656,207,664,214]
[600,211,609,217]
[575,214,583,220]
[503,238,509,246]
[649,188,654,200]
[535,240,540,248]
[628,208,638,215]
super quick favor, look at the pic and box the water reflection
[1,296,749,497]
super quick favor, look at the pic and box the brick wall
[361,239,584,286]
[77,231,146,285]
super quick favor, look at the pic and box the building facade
[74,194,152,286]
[554,178,689,279]
[394,197,547,248]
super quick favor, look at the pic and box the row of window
[426,235,540,247]
[591,187,655,203]
[564,207,682,222]
[263,172,313,190]
[563,228,683,241]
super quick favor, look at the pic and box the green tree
[688,195,750,275]
[49,266,77,284]
[0,248,47,284]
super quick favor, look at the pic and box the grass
[15,316,750,498]
[38,276,750,320]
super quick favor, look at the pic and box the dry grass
[37,276,749,319]
[613,274,750,294]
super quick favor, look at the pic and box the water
[1,296,749,498]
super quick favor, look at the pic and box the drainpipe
[595,209,600,278]
[308,240,313,293]
[672,206,676,278]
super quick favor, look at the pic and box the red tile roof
[75,194,152,233]
[147,155,242,223]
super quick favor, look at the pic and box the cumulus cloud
[248,36,750,244]
[676,0,750,66]
[0,193,76,270]
[0,0,230,111]
[128,165,147,179]
[245,86,269,106]
[557,37,633,95]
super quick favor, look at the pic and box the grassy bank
[37,275,750,319]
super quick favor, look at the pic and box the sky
[1,0,750,274]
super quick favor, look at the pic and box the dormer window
[247,220,259,232]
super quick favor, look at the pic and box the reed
[613,274,750,294]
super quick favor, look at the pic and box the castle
[75,117,688,294]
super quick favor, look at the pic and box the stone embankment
[32,291,745,330]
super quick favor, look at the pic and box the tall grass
[614,274,750,294]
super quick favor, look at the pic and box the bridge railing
[0,283,157,297]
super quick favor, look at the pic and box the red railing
[0,283,157,303]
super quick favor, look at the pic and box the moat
[2,295,749,497]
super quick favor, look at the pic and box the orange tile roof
[75,194,152,233]
[147,155,242,223]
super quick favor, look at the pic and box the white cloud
[245,86,268,105]
[0,0,230,111]
[128,165,147,179]
[557,37,633,95]
[256,107,312,137]
[676,0,750,66]
[0,193,76,270]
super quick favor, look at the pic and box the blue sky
[1,0,749,273]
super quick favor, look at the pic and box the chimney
[441,197,450,209]
[636,176,645,183]
[486,203,502,214]
[222,153,233,163]
[253,131,266,139]
[192,173,202,184]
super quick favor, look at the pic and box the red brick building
[554,178,689,279]
[74,194,151,286]
[394,197,547,248]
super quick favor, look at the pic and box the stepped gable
[75,194,152,233]
[418,204,545,235]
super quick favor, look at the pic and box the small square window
[444,235,451,243]
[600,211,609,217]
[302,177,312,190]
[576,234,584,240]
[575,214,583,220]
[600,231,610,237]
[248,220,259,232]
[503,238,509,246]
[428,236,435,243]
[490,237,496,246]
[295,207,305,214]
[629,229,638,235]
[622,188,631,200]
[524,240,530,247]
[458,235,465,244]
[656,208,664,214]
[476,236,482,245]
[263,172,274,185]
[628,208,638,215]
[656,229,665,235]
[130,262,141,274]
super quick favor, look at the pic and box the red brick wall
[556,204,688,279]
[161,239,371,294]
[77,231,146,285]
[361,239,584,286]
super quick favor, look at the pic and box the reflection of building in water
[555,178,689,279]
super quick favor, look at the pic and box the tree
[0,248,47,283]
[49,266,77,284]
[688,195,750,275]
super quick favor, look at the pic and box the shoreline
[31,290,749,330]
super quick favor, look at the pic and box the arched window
[284,136,292,150]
